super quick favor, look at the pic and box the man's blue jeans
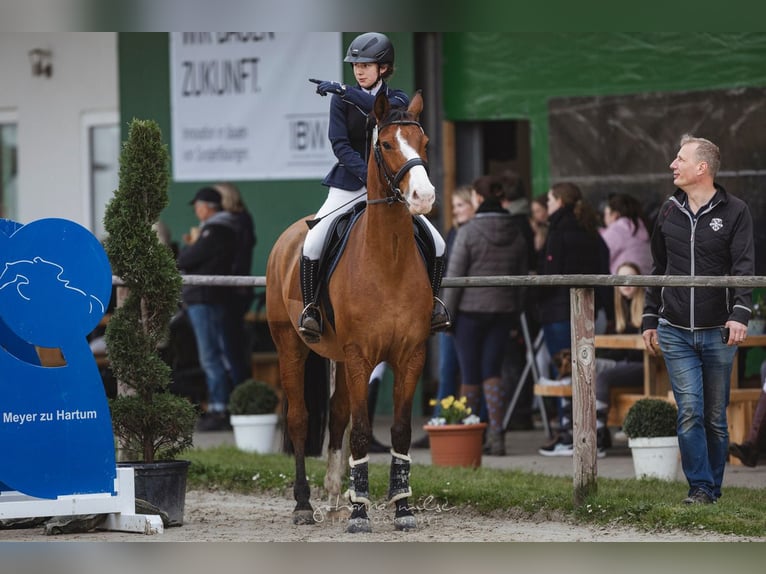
[186,303,230,413]
[657,321,737,499]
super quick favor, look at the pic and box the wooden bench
[534,383,645,427]
[666,388,761,466]
[607,389,646,427]
[533,383,572,398]
[727,388,761,465]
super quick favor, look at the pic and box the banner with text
[169,32,342,181]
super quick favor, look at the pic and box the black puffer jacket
[537,206,610,324]
[642,184,754,331]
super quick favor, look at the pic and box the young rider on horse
[301,32,450,343]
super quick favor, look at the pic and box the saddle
[312,203,436,331]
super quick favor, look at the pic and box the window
[0,113,18,220]
[82,112,119,239]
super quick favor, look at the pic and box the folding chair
[502,312,551,437]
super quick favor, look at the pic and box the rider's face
[353,62,382,89]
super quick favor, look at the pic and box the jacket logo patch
[709,218,723,232]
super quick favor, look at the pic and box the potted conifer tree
[103,118,197,526]
[623,397,680,481]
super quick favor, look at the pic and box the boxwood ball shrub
[228,380,279,415]
[623,397,678,439]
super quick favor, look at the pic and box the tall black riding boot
[298,256,322,344]
[430,255,451,333]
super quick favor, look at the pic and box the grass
[185,445,766,538]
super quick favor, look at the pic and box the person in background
[642,134,754,504]
[177,187,238,431]
[600,192,652,276]
[498,170,537,430]
[529,195,549,260]
[728,359,766,467]
[213,182,256,388]
[499,170,536,273]
[430,186,477,415]
[537,182,610,457]
[594,261,646,456]
[299,32,448,343]
[444,175,528,455]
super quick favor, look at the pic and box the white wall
[0,33,118,228]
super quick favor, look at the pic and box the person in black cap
[177,186,239,431]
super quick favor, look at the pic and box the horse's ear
[373,91,389,124]
[408,90,423,120]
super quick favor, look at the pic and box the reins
[367,120,429,207]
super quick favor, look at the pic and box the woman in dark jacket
[444,175,528,455]
[537,181,610,456]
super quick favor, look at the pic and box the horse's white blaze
[396,128,435,215]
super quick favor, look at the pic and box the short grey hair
[680,134,720,178]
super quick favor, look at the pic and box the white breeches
[302,187,445,260]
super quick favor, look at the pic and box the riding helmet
[344,32,394,65]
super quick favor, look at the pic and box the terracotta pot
[423,423,487,468]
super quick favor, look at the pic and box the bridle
[367,120,429,207]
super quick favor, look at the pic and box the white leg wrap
[348,455,370,467]
[390,449,412,462]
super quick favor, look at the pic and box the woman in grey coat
[443,175,529,455]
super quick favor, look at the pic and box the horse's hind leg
[388,345,427,531]
[273,327,315,524]
[324,362,349,515]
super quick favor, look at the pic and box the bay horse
[266,90,435,533]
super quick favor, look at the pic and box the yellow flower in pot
[424,395,486,468]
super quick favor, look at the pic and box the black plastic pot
[118,460,191,526]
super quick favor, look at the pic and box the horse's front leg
[343,350,374,533]
[388,345,427,531]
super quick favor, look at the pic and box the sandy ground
[1,488,764,542]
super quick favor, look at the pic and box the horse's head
[371,91,435,215]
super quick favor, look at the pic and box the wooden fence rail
[114,273,763,506]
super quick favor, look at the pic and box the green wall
[441,32,766,198]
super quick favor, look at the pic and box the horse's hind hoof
[394,515,417,531]
[345,517,372,533]
[292,510,316,525]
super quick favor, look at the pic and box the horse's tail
[282,350,329,456]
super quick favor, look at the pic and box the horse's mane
[381,106,414,126]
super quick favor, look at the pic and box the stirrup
[299,303,322,343]
[430,296,451,333]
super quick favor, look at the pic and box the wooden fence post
[570,287,597,506]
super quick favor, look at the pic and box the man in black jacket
[177,187,238,431]
[642,134,754,505]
